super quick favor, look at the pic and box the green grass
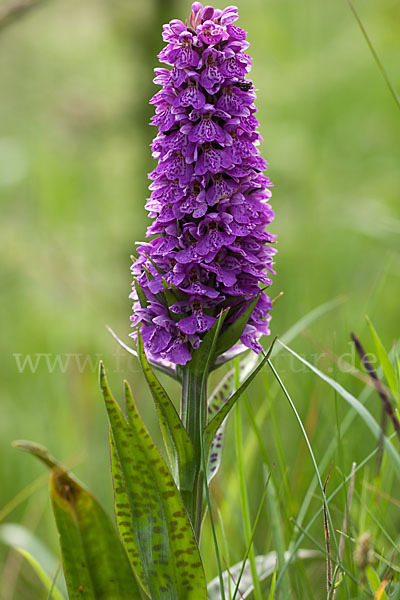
[0,0,399,597]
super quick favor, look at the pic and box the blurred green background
[0,0,399,597]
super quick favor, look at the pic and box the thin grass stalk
[347,0,400,109]
[214,300,353,580]
[328,566,340,600]
[217,509,232,600]
[265,476,291,599]
[291,380,373,548]
[289,519,360,586]
[333,462,356,598]
[278,434,397,588]
[353,489,400,553]
[231,472,272,600]
[332,361,357,597]
[262,371,292,506]
[267,358,350,597]
[323,465,333,597]
[234,358,262,600]
[224,297,348,528]
[46,565,61,600]
[243,398,292,598]
[363,481,400,509]
[285,338,400,550]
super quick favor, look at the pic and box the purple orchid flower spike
[130,3,276,367]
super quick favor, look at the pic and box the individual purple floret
[130,2,276,366]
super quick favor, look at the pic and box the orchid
[130,1,276,367]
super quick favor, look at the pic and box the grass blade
[207,551,318,600]
[278,433,398,587]
[266,358,350,597]
[233,359,262,600]
[365,565,388,599]
[278,340,400,478]
[231,472,272,600]
[240,396,292,598]
[0,522,65,597]
[47,565,62,600]
[271,296,346,358]
[291,343,400,550]
[14,549,65,600]
[267,562,277,600]
[366,317,399,402]
[347,0,400,110]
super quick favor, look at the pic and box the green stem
[181,365,207,539]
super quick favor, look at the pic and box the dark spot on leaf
[52,471,80,504]
[162,491,175,499]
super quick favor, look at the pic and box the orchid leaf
[206,355,255,484]
[13,441,142,600]
[204,339,276,457]
[99,362,207,600]
[137,332,195,490]
[108,432,149,597]
[215,293,260,357]
[206,412,228,484]
[212,345,250,369]
[50,471,141,599]
[190,309,229,376]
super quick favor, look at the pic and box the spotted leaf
[137,332,195,491]
[100,362,207,600]
[13,441,142,600]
